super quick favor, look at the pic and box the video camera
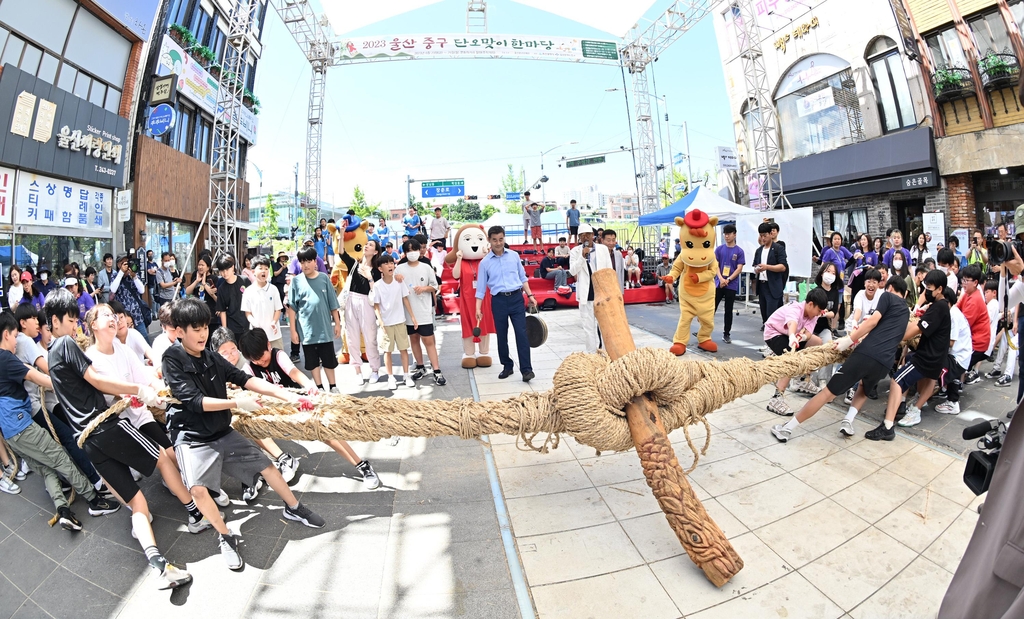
[985,236,1024,266]
[962,419,1008,494]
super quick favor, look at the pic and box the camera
[986,236,1024,265]
[962,419,1007,494]
[127,257,141,273]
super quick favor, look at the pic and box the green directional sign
[422,180,464,187]
[565,156,606,169]
[581,40,619,61]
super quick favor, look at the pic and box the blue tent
[0,245,36,266]
[638,186,752,226]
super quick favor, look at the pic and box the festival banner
[335,34,620,63]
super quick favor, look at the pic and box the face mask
[822,273,836,285]
[40,273,47,282]
[407,251,420,262]
[938,265,949,274]
[924,289,934,303]
[164,261,173,268]
[892,260,903,270]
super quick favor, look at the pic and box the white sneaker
[897,404,922,427]
[0,475,20,495]
[766,394,792,416]
[213,490,231,507]
[387,375,398,390]
[354,372,365,386]
[771,424,792,443]
[839,419,855,437]
[935,400,960,415]
[368,372,379,384]
[157,564,192,590]
[330,386,341,394]
[404,375,416,388]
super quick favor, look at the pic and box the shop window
[175,105,194,155]
[968,11,1013,56]
[775,54,865,160]
[17,234,112,274]
[167,0,192,29]
[88,80,106,107]
[210,26,226,63]
[0,0,76,57]
[866,37,916,133]
[73,71,91,100]
[146,218,170,255]
[38,53,59,84]
[20,42,41,74]
[171,222,197,264]
[926,27,968,69]
[191,8,213,46]
[195,117,213,163]
[63,5,130,89]
[56,64,76,92]
[256,0,269,40]
[1012,1,1024,37]
[105,87,121,114]
[0,33,25,67]
[829,208,868,243]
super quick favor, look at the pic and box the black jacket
[752,242,789,299]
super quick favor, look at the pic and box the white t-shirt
[151,332,173,366]
[853,290,881,323]
[123,328,153,365]
[242,349,298,383]
[395,261,437,326]
[554,245,570,258]
[86,340,157,427]
[240,280,283,342]
[949,306,973,370]
[759,246,769,281]
[371,278,409,327]
[986,298,1000,356]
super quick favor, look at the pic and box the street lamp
[540,141,578,205]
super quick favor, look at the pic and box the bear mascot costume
[445,224,494,368]
[663,209,719,355]
[327,214,370,365]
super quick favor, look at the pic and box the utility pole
[293,162,299,244]
[407,174,412,208]
[683,121,693,193]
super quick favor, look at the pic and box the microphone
[963,419,999,441]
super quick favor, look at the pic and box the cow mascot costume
[446,224,494,368]
[663,209,719,355]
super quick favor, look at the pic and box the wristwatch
[528,293,536,298]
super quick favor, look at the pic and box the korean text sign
[14,171,110,235]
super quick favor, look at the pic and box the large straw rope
[77,345,848,470]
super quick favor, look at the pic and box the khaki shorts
[382,323,410,352]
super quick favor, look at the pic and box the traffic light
[487,194,501,200]
[467,195,478,200]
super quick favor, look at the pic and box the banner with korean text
[335,35,620,63]
[14,171,111,237]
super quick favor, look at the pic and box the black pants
[969,350,989,371]
[491,292,531,373]
[759,292,783,325]
[715,287,737,336]
[945,355,966,403]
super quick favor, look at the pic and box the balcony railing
[978,51,1021,91]
[932,66,976,103]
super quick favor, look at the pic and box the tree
[500,163,525,213]
[253,193,281,246]
[507,203,523,215]
[447,198,482,221]
[349,185,386,220]
[481,204,498,219]
[660,169,690,207]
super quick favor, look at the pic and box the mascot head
[446,224,489,264]
[329,214,369,262]
[674,209,718,268]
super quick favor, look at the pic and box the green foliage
[444,198,483,222]
[169,23,196,49]
[194,45,216,65]
[934,67,968,91]
[978,52,1019,78]
[243,88,261,114]
[507,203,523,215]
[660,169,690,207]
[349,186,386,221]
[253,194,280,246]
[500,163,525,213]
[481,204,498,220]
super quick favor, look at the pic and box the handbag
[337,262,355,312]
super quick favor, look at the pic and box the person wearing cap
[429,207,451,249]
[65,277,94,324]
[35,267,55,298]
[569,224,600,353]
[20,272,45,312]
[289,237,327,275]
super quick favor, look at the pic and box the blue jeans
[491,292,532,373]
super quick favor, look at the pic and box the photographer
[109,255,148,341]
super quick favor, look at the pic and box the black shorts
[302,341,339,371]
[83,419,162,503]
[766,334,804,357]
[827,353,889,396]
[892,360,939,391]
[406,324,435,337]
[968,350,989,369]
[138,421,172,450]
[569,226,579,235]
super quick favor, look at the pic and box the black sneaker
[985,369,1003,380]
[723,335,732,344]
[411,366,426,380]
[356,460,381,490]
[864,423,895,442]
[289,354,301,363]
[965,370,981,385]
[433,371,447,386]
[88,496,121,516]
[283,502,325,528]
[894,401,907,422]
[242,477,264,503]
[58,506,83,532]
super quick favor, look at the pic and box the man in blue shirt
[403,207,422,238]
[475,226,539,382]
[566,200,582,245]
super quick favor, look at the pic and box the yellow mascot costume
[663,208,719,355]
[327,214,369,364]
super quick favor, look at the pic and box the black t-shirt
[539,256,557,278]
[0,349,29,400]
[914,298,952,378]
[852,291,909,367]
[814,285,840,334]
[189,271,219,322]
[162,342,253,445]
[248,349,301,389]
[215,276,250,334]
[339,252,372,296]
[48,335,110,436]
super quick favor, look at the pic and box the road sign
[565,155,606,169]
[421,180,464,188]
[505,192,522,200]
[581,40,619,61]
[422,185,465,198]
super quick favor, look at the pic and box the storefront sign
[335,34,620,64]
[14,171,111,235]
[116,188,131,222]
[797,88,835,117]
[0,66,129,188]
[716,146,740,171]
[774,16,819,53]
[889,0,921,62]
[147,104,176,136]
[900,172,934,188]
[0,166,13,225]
[155,36,259,144]
[150,74,177,106]
[91,0,161,41]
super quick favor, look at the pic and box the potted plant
[979,51,1020,90]
[189,44,215,67]
[209,63,222,80]
[242,88,257,110]
[933,66,974,103]
[168,23,195,48]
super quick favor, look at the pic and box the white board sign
[734,207,815,279]
[716,146,740,171]
[923,211,945,254]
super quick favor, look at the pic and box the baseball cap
[20,272,32,282]
[64,277,78,287]
[1014,204,1024,236]
[578,223,594,235]
[304,236,315,245]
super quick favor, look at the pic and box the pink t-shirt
[764,302,819,341]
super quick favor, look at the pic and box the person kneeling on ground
[163,298,326,572]
[764,287,829,416]
[771,276,910,443]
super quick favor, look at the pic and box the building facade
[713,0,945,249]
[129,0,268,271]
[0,0,157,278]
[606,193,640,220]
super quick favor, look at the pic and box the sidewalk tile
[245,583,377,619]
[506,488,615,537]
[813,418,873,447]
[597,479,663,520]
[728,419,803,451]
[497,460,590,499]
[922,509,978,573]
[687,572,844,619]
[758,433,843,471]
[925,461,977,508]
[490,441,576,469]
[0,534,58,596]
[559,435,605,460]
[683,432,751,466]
[791,449,880,497]
[716,474,825,530]
[885,444,958,486]
[831,469,922,524]
[579,451,645,487]
[707,403,778,431]
[849,556,953,619]
[531,566,680,619]
[800,527,918,612]
[651,532,793,616]
[515,522,644,586]
[31,567,123,619]
[847,436,915,467]
[875,488,965,553]
[687,451,785,497]
[753,499,870,568]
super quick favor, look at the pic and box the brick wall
[119,40,143,120]
[945,173,977,230]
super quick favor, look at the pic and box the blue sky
[248,0,735,210]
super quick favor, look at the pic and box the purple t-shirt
[714,245,745,292]
[77,291,95,322]
[882,247,911,269]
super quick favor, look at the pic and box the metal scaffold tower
[208,0,259,259]
[733,0,790,210]
[467,1,487,33]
